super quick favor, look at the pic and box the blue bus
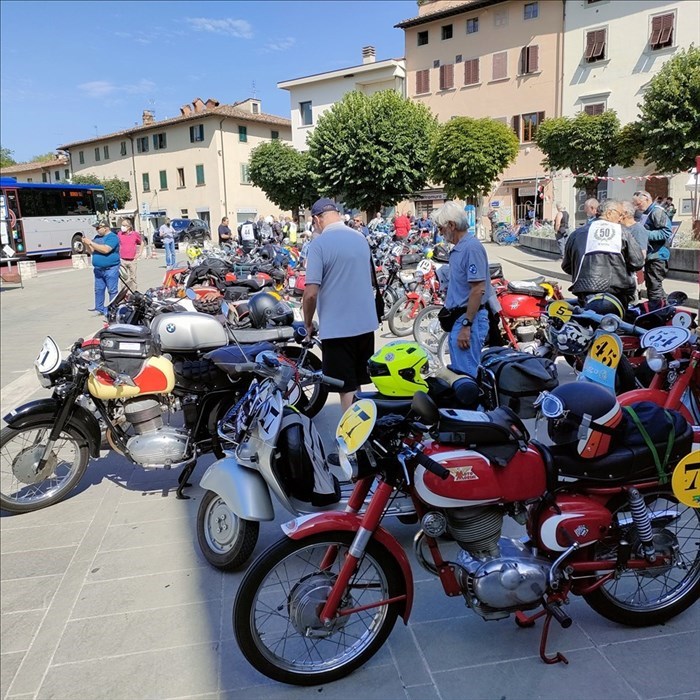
[0,178,107,258]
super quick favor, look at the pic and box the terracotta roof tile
[1,156,69,174]
[395,0,504,28]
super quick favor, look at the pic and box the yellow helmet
[186,243,202,260]
[368,341,430,396]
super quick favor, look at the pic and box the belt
[122,258,135,262]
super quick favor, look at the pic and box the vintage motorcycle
[233,387,698,685]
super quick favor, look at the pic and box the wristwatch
[461,318,473,328]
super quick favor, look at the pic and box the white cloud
[263,36,296,52]
[78,79,156,99]
[186,17,253,39]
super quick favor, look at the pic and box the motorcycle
[232,391,697,685]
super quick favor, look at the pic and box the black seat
[355,391,413,416]
[205,342,276,374]
[230,278,262,293]
[507,280,547,298]
[549,423,693,482]
[96,324,151,341]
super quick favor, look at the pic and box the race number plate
[417,259,432,274]
[580,332,622,391]
[336,399,377,455]
[35,336,62,375]
[641,326,691,354]
[671,452,700,508]
[548,300,574,322]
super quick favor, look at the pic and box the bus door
[0,188,26,257]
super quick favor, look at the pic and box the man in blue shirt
[83,219,120,317]
[435,201,494,378]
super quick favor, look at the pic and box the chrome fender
[199,457,275,522]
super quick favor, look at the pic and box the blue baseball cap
[310,198,339,217]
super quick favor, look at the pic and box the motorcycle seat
[205,342,276,373]
[230,278,262,293]
[507,280,547,298]
[355,391,414,416]
[549,422,693,483]
[228,326,295,343]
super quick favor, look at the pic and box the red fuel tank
[415,445,547,507]
[499,293,545,319]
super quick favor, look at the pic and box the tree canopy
[30,152,57,163]
[248,140,317,219]
[637,45,700,174]
[429,117,519,201]
[307,90,437,215]
[0,147,16,168]
[71,174,131,209]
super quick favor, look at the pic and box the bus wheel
[71,234,87,256]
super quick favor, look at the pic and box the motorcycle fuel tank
[499,294,545,320]
[414,446,547,507]
[151,313,228,352]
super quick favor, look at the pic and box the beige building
[57,98,292,234]
[397,0,564,224]
[1,155,71,184]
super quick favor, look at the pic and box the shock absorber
[627,487,656,562]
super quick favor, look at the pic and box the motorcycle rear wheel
[583,486,700,626]
[278,347,328,419]
[388,296,425,337]
[234,531,403,685]
[0,424,89,513]
[412,304,444,354]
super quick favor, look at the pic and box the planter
[72,254,90,269]
[18,260,38,279]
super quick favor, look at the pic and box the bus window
[63,189,94,215]
[19,188,64,217]
[93,190,107,212]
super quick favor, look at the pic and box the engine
[122,397,190,466]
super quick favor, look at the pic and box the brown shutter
[584,30,596,60]
[416,69,430,94]
[512,115,521,141]
[493,51,507,80]
[519,47,527,75]
[528,45,539,72]
[659,13,674,43]
[592,29,606,59]
[464,58,480,85]
[440,63,454,90]
[649,15,663,45]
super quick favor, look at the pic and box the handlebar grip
[414,451,450,480]
[322,375,345,389]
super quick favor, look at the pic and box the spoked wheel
[412,304,444,354]
[196,490,259,570]
[436,330,451,368]
[279,346,329,418]
[382,285,402,317]
[0,424,89,513]
[583,487,700,626]
[387,296,425,337]
[234,532,403,686]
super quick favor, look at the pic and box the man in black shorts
[302,198,378,412]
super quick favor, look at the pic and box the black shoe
[327,453,341,467]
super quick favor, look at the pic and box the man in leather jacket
[562,200,645,310]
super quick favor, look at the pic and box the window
[27,178,33,182]
[455,54,462,63]
[241,163,251,184]
[159,170,168,189]
[439,64,454,90]
[433,59,441,68]
[94,147,100,161]
[585,29,607,62]
[524,2,538,20]
[492,51,508,80]
[136,136,149,153]
[441,24,453,40]
[189,124,204,142]
[152,133,167,150]
[142,173,150,192]
[514,111,545,142]
[416,69,430,94]
[464,58,480,85]
[466,18,478,34]
[494,8,508,27]
[271,130,279,140]
[42,173,48,182]
[55,170,60,181]
[195,164,205,185]
[239,125,248,142]
[417,30,429,46]
[78,151,84,165]
[519,45,539,74]
[177,168,185,188]
[650,13,674,50]
[103,145,109,159]
[299,101,312,126]
[252,103,259,114]
[64,169,69,179]
[120,141,127,156]
[584,103,606,116]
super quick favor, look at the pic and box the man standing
[632,190,673,307]
[117,218,142,290]
[583,198,599,223]
[84,219,120,317]
[486,207,499,241]
[302,198,377,413]
[159,217,176,270]
[218,217,232,246]
[393,211,411,240]
[353,215,369,237]
[237,217,259,254]
[553,203,570,258]
[435,201,494,379]
[562,200,644,310]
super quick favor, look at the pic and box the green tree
[535,110,622,197]
[248,140,317,222]
[637,46,700,174]
[307,90,437,216]
[30,152,56,162]
[72,174,131,209]
[429,117,519,201]
[0,147,16,168]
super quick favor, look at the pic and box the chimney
[205,98,220,109]
[362,45,376,64]
[193,97,206,113]
[180,104,193,116]
[142,109,155,125]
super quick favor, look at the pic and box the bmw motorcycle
[232,389,698,685]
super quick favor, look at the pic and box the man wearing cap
[303,198,378,412]
[83,219,120,317]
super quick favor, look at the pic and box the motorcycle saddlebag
[506,280,547,298]
[97,324,158,375]
[481,347,559,419]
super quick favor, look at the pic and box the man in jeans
[159,217,176,269]
[83,219,120,317]
[117,218,142,290]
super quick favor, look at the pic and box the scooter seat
[507,280,547,298]
[228,326,295,343]
[205,342,276,373]
[549,423,693,482]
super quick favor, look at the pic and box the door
[0,189,27,256]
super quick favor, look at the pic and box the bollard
[18,260,38,279]
[72,254,90,269]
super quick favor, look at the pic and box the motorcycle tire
[437,330,450,368]
[583,486,700,627]
[196,490,260,571]
[234,531,403,686]
[388,295,425,337]
[412,304,444,354]
[382,285,401,317]
[278,346,328,419]
[0,424,89,513]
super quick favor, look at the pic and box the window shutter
[493,51,507,80]
[659,13,674,43]
[537,110,545,126]
[512,115,521,140]
[528,45,539,72]
[440,63,454,90]
[519,47,527,74]
[584,30,596,59]
[463,58,479,85]
[592,29,606,59]
[649,15,663,45]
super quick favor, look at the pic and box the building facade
[278,46,406,152]
[1,156,71,184]
[57,98,292,234]
[397,0,564,223]
[558,0,700,226]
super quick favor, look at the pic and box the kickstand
[175,462,196,500]
[515,603,570,665]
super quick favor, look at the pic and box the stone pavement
[1,251,699,700]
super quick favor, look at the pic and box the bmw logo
[165,323,176,333]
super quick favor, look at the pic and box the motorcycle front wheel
[196,490,259,570]
[234,532,403,686]
[388,296,425,337]
[0,424,90,513]
[412,304,444,354]
[583,486,700,626]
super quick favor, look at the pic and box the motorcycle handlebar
[413,451,450,480]
[321,375,345,389]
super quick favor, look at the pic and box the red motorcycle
[233,388,698,685]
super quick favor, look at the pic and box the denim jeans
[94,265,120,314]
[448,308,489,378]
[164,239,176,268]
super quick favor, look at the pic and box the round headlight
[644,346,667,373]
[600,314,620,333]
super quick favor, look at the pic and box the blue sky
[0,0,416,162]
